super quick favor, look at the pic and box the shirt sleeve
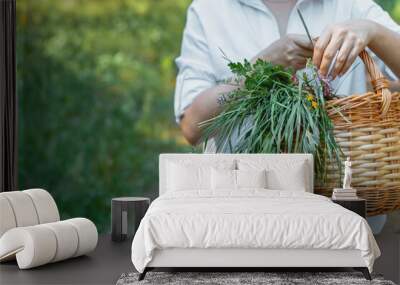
[174,3,216,123]
[351,0,400,80]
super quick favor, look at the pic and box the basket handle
[359,50,392,116]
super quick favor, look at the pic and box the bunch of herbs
[200,59,343,181]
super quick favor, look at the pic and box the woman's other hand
[252,34,314,70]
[313,20,377,79]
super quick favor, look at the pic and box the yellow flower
[306,94,314,101]
[312,101,318,109]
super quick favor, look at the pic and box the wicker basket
[315,51,400,217]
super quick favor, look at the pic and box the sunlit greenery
[377,0,400,22]
[17,0,399,233]
[17,0,193,233]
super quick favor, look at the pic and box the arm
[313,20,400,79]
[313,0,400,80]
[369,23,400,77]
[180,83,238,145]
[180,35,313,146]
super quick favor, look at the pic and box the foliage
[376,0,400,22]
[17,0,193,233]
[201,59,342,181]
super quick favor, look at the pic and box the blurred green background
[16,0,400,233]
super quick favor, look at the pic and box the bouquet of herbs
[200,59,343,181]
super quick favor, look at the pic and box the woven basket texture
[315,51,400,216]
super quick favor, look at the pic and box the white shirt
[174,0,400,150]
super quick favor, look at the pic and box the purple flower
[318,73,333,99]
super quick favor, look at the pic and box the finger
[292,35,314,50]
[337,49,360,77]
[298,48,314,58]
[330,39,352,79]
[337,39,365,76]
[319,35,344,77]
[313,28,332,67]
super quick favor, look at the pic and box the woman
[174,0,400,149]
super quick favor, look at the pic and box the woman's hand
[252,34,314,70]
[313,20,378,79]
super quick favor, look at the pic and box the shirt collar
[238,0,312,13]
[238,0,267,12]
